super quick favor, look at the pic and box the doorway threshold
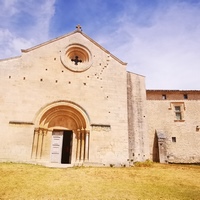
[45,163,73,168]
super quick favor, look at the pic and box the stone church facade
[0,26,199,166]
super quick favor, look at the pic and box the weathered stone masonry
[0,26,200,166]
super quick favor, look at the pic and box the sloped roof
[147,90,200,92]
[0,55,21,62]
[21,28,127,66]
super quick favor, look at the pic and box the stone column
[81,128,85,161]
[36,129,43,159]
[40,129,47,159]
[76,129,81,161]
[85,130,90,161]
[31,128,39,159]
[35,128,41,159]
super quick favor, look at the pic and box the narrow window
[175,106,182,120]
[183,94,188,99]
[172,137,176,142]
[162,94,167,100]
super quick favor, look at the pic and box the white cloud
[1,0,199,90]
[96,1,200,89]
[0,0,56,59]
[1,0,19,15]
[0,28,34,58]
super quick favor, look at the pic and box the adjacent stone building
[147,90,200,163]
[0,25,199,166]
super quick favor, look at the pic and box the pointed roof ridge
[21,27,127,66]
[21,30,77,53]
[81,31,127,65]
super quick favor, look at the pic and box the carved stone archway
[31,101,90,165]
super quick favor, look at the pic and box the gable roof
[21,28,127,66]
[0,55,21,62]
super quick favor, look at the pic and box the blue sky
[1,0,200,89]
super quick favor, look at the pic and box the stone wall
[147,90,200,100]
[147,90,200,163]
[127,72,149,163]
[0,31,129,166]
[2,29,199,166]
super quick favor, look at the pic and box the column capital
[81,128,85,133]
[76,129,81,139]
[38,129,44,135]
[34,128,40,133]
[43,130,48,136]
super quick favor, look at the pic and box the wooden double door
[51,130,73,164]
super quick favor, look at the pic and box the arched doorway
[31,101,90,165]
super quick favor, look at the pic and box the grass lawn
[0,162,200,200]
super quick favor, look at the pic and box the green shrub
[134,159,153,167]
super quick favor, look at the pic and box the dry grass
[0,162,200,200]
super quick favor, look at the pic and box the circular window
[61,44,92,72]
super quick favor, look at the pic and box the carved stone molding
[91,124,111,132]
